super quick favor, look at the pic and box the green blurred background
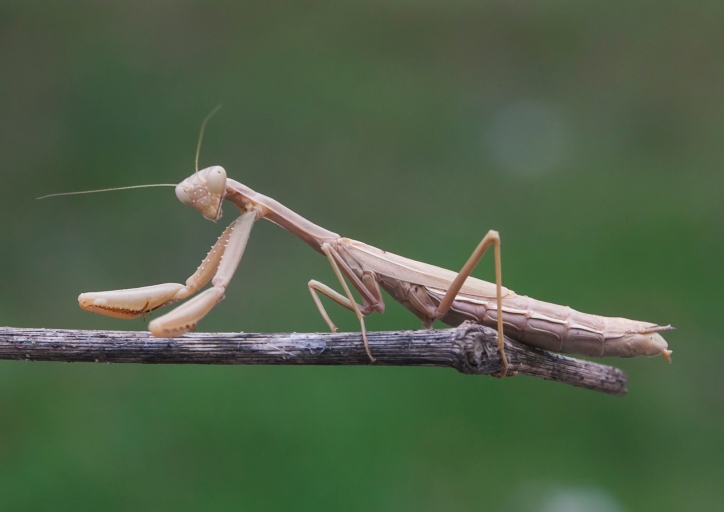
[1,1,722,510]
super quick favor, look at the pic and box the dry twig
[0,323,627,395]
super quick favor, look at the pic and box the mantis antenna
[37,183,178,200]
[195,104,222,174]
[38,105,223,200]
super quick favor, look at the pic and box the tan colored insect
[63,112,673,376]
[76,182,674,376]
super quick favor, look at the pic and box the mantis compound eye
[205,166,227,195]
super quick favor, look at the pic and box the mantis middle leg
[308,243,384,362]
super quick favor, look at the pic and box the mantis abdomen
[427,289,673,359]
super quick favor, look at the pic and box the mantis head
[175,165,228,221]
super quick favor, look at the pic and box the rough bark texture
[0,323,628,395]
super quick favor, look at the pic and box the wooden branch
[0,323,627,395]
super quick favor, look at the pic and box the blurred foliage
[1,1,722,510]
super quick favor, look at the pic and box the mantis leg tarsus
[433,230,509,377]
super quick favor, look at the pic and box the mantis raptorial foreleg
[79,209,257,336]
[149,210,256,336]
[78,223,237,319]
[433,230,507,375]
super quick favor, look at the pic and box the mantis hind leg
[433,230,509,377]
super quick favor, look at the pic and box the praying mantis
[65,112,673,377]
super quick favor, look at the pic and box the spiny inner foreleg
[79,210,256,336]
